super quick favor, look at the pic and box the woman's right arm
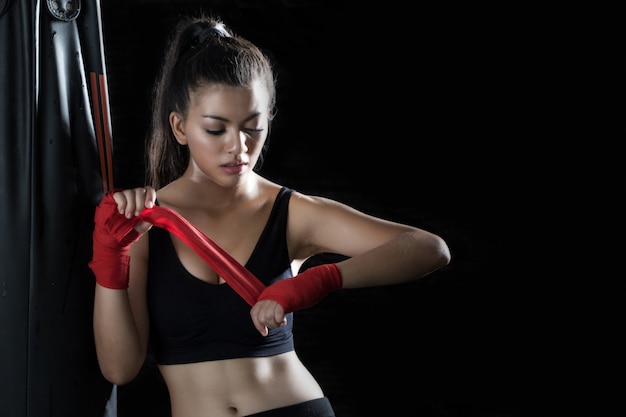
[92,188,155,384]
[93,233,150,385]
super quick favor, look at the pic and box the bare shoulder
[287,190,329,208]
[286,190,417,259]
[287,191,357,225]
[288,190,356,211]
[288,190,404,225]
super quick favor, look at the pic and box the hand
[250,299,287,336]
[112,187,156,233]
[89,187,156,289]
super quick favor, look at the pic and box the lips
[221,161,248,175]
[221,161,247,168]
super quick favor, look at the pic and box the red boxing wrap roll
[138,206,266,307]
[256,263,343,313]
[88,192,339,310]
[88,192,266,303]
[88,192,142,289]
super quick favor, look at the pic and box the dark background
[99,1,621,416]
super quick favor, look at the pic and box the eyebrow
[201,112,261,123]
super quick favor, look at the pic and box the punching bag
[1,0,114,416]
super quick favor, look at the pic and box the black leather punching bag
[0,0,114,415]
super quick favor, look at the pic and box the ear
[169,111,187,145]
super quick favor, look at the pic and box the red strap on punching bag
[90,71,115,193]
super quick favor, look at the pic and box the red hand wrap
[256,263,343,313]
[88,192,142,289]
[138,206,266,306]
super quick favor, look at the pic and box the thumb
[134,220,153,234]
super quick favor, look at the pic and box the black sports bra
[147,187,295,365]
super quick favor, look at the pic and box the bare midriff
[159,351,325,417]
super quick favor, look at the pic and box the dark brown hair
[146,14,276,189]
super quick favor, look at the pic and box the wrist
[257,263,343,313]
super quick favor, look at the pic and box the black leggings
[245,397,335,417]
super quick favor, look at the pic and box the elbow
[100,366,139,386]
[98,359,143,386]
[433,235,451,268]
[400,230,451,280]
[94,338,146,385]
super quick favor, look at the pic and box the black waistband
[245,397,335,417]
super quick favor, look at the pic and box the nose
[226,130,248,154]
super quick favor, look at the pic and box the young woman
[90,13,451,417]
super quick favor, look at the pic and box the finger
[112,190,130,216]
[134,220,153,234]
[134,187,147,216]
[250,305,269,336]
[144,186,156,209]
[260,304,284,330]
[256,301,285,329]
[273,304,287,327]
[117,189,139,218]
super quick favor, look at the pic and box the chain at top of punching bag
[46,0,81,21]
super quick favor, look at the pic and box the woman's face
[169,81,270,188]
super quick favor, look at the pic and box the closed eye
[206,129,225,135]
[205,128,263,136]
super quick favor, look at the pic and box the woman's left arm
[250,192,451,335]
[288,192,451,288]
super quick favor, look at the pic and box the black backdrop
[0,0,620,416]
[98,2,621,417]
